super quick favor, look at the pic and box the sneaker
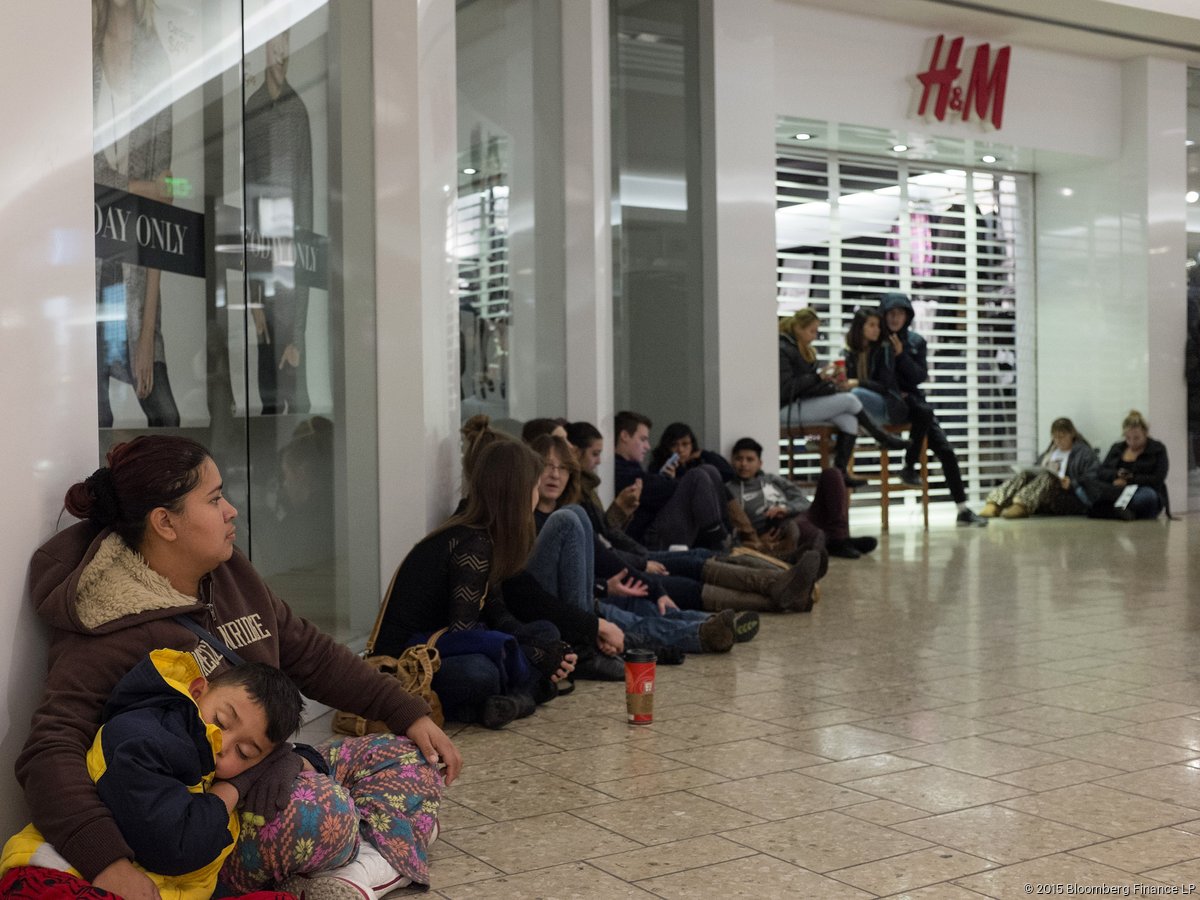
[731,610,760,643]
[956,508,989,527]
[848,536,878,554]
[480,695,520,729]
[698,613,735,652]
[979,502,1001,517]
[281,842,411,900]
[899,466,921,487]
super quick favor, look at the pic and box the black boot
[833,433,868,488]
[857,411,909,451]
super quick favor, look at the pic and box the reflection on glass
[457,133,510,421]
[92,1,379,644]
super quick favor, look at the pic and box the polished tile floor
[303,510,1200,898]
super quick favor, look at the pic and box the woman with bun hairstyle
[780,308,907,487]
[17,436,455,899]
[1083,410,1170,520]
[979,418,1099,519]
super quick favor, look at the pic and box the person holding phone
[650,423,736,484]
[1081,410,1169,520]
[879,293,988,527]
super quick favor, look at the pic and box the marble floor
[301,510,1200,899]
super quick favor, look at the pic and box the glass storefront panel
[1187,67,1200,498]
[92,0,378,642]
[610,0,705,434]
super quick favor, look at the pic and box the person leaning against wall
[16,435,459,900]
[1081,410,1170,521]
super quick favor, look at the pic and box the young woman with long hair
[375,440,576,729]
[780,308,906,487]
[980,418,1099,519]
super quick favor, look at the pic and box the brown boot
[703,552,821,612]
[701,583,775,613]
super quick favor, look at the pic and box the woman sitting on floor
[980,417,1099,519]
[1082,410,1170,520]
[374,439,577,729]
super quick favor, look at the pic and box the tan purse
[332,566,448,736]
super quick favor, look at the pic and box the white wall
[1036,58,1188,508]
[0,1,97,840]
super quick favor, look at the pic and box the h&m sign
[914,34,1010,131]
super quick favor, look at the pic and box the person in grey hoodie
[726,438,878,560]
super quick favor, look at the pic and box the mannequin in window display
[93,0,181,427]
[244,30,314,415]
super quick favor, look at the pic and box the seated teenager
[1082,409,1170,520]
[612,410,730,550]
[727,437,877,561]
[980,417,1099,518]
[458,416,627,682]
[2,651,304,900]
[649,423,736,484]
[780,308,907,488]
[843,306,909,431]
[375,440,576,730]
[531,434,755,654]
[563,423,823,612]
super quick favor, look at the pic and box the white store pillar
[373,0,462,573]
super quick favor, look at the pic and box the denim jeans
[433,619,559,723]
[851,387,893,425]
[596,599,709,654]
[527,506,594,608]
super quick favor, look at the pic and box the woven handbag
[332,566,447,736]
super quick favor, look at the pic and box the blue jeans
[1126,486,1163,519]
[851,387,893,426]
[645,549,711,581]
[527,506,594,607]
[433,620,558,723]
[596,599,709,654]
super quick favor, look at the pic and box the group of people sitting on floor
[780,293,1171,525]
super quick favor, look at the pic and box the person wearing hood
[780,308,908,488]
[16,436,455,899]
[879,292,988,527]
[980,417,1099,518]
[3,649,303,900]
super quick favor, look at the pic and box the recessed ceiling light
[462,167,478,175]
[892,144,909,152]
[1061,187,1074,197]
[794,133,813,141]
[1187,191,1199,203]
[981,154,997,163]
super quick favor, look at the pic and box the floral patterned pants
[221,734,443,893]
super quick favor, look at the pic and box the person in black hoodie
[879,292,988,527]
[650,423,736,484]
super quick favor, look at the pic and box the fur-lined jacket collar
[30,523,204,635]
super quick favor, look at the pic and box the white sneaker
[280,841,411,900]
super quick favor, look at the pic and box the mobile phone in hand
[659,452,680,474]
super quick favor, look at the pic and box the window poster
[93,0,209,429]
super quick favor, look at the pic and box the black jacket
[880,292,932,400]
[843,342,908,422]
[779,333,836,407]
[1083,438,1169,514]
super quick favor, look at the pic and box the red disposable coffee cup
[834,358,846,382]
[624,649,656,725]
